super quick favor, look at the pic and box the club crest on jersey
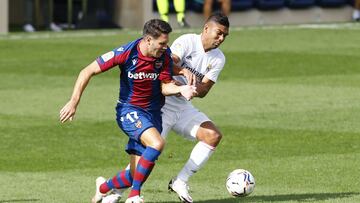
[132,59,137,65]
[135,120,142,128]
[154,60,163,69]
[206,64,212,73]
[185,55,192,60]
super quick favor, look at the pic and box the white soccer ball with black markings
[226,169,255,197]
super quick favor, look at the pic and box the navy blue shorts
[116,103,162,156]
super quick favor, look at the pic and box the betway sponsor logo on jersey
[128,72,159,80]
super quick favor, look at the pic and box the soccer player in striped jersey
[163,13,229,203]
[59,19,196,203]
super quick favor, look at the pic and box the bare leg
[127,127,165,199]
[176,121,222,182]
[203,0,213,19]
[220,0,231,16]
[353,0,360,20]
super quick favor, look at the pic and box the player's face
[148,33,169,58]
[204,21,229,49]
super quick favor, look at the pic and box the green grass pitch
[1,24,360,202]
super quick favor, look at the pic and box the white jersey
[164,33,226,111]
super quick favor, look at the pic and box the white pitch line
[231,22,360,31]
[1,23,360,41]
[0,30,129,41]
[0,29,204,41]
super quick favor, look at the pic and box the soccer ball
[226,169,255,197]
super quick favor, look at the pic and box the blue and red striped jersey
[96,38,173,111]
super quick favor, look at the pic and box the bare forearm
[161,81,182,96]
[194,78,214,98]
[162,81,196,101]
[70,71,91,104]
[60,61,102,123]
[70,61,101,105]
[193,83,210,98]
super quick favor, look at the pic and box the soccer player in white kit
[163,13,229,203]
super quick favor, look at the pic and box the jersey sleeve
[96,45,131,72]
[170,35,188,65]
[158,48,173,83]
[205,52,226,83]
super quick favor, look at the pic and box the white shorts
[161,106,211,140]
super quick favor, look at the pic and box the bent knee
[208,131,222,143]
[199,130,222,147]
[149,138,165,151]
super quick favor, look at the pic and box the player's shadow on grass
[0,199,39,203]
[150,192,359,203]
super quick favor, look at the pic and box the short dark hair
[143,19,172,39]
[205,12,230,28]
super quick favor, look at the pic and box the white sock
[177,141,215,182]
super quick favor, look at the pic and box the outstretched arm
[59,61,102,123]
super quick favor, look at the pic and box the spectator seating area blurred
[153,0,354,12]
[150,0,355,28]
[4,0,356,33]
[8,0,119,31]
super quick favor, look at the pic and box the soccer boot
[178,18,190,28]
[49,22,63,32]
[168,178,193,203]
[101,188,127,203]
[101,193,121,203]
[125,195,144,203]
[23,24,35,32]
[91,176,107,203]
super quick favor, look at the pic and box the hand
[59,100,77,123]
[180,68,196,86]
[180,85,197,101]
